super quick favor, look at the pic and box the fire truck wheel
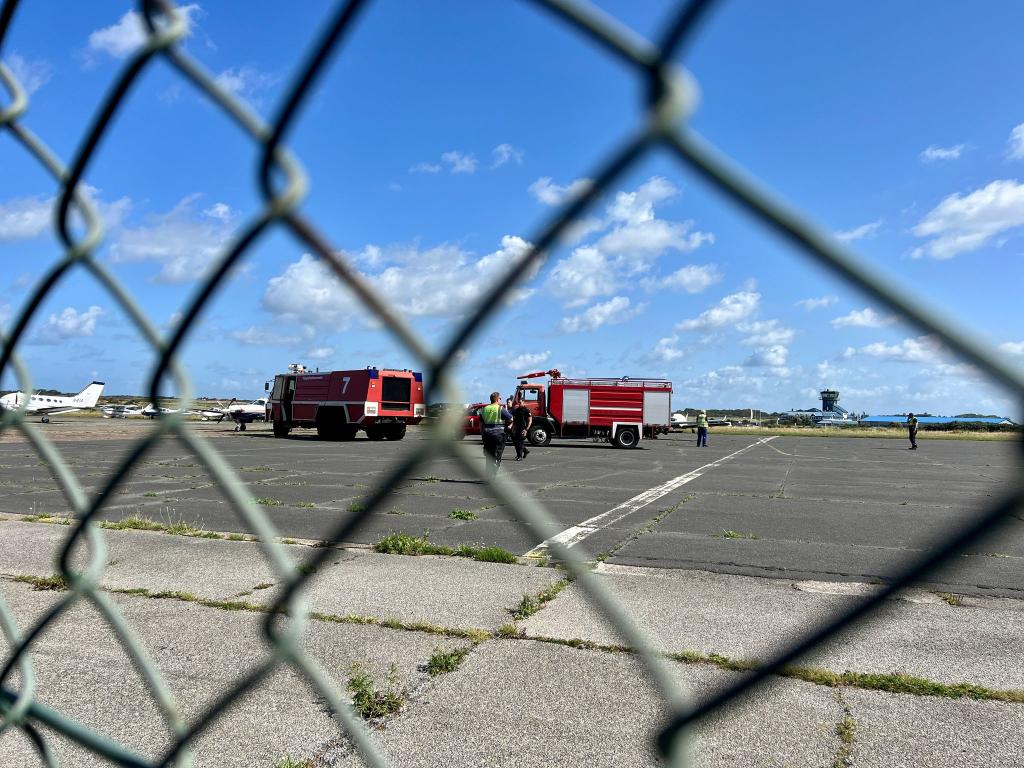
[612,427,639,449]
[339,425,358,441]
[366,426,385,441]
[272,421,289,438]
[528,425,551,446]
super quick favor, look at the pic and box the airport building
[781,389,856,426]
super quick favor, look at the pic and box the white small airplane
[198,397,269,430]
[101,403,146,418]
[142,403,182,419]
[671,411,732,429]
[0,381,105,423]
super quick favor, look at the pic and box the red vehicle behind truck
[266,364,425,440]
[465,370,673,448]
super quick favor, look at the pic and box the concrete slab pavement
[0,521,563,631]
[329,640,844,768]
[844,687,1024,768]
[522,563,1024,690]
[0,580,466,768]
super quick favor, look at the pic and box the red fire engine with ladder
[513,369,673,448]
[266,364,425,440]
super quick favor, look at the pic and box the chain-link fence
[1,0,1022,765]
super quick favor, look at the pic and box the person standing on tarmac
[907,412,919,450]
[481,391,513,476]
[696,410,709,447]
[511,397,532,461]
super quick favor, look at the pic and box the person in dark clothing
[511,397,533,461]
[480,391,513,476]
[907,412,919,450]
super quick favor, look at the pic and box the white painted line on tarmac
[525,436,778,558]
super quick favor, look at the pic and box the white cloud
[835,220,882,243]
[0,195,51,240]
[607,177,678,225]
[410,150,478,175]
[651,335,683,362]
[920,144,964,163]
[830,307,898,329]
[795,296,837,311]
[545,177,713,306]
[737,319,795,346]
[648,264,722,294]
[676,290,759,331]
[229,326,304,346]
[4,52,53,95]
[0,186,130,241]
[998,341,1024,356]
[559,296,643,333]
[1008,124,1024,161]
[491,144,524,168]
[743,345,788,367]
[88,5,201,59]
[213,65,279,106]
[308,346,335,360]
[34,305,103,344]
[596,219,712,271]
[911,179,1024,259]
[109,194,235,283]
[504,351,550,372]
[528,176,593,206]
[859,335,942,363]
[263,235,535,326]
[441,150,477,174]
[546,247,618,308]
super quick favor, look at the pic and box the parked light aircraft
[0,382,105,423]
[671,411,732,429]
[101,403,146,418]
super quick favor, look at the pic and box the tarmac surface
[2,419,1023,766]
[0,419,1020,597]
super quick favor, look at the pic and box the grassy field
[691,426,1020,441]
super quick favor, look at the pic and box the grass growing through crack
[347,663,405,720]
[14,574,70,591]
[513,579,571,619]
[833,711,856,768]
[275,758,313,768]
[722,529,759,540]
[253,497,284,507]
[937,592,963,606]
[425,646,471,676]
[99,515,222,539]
[449,508,477,520]
[373,533,518,563]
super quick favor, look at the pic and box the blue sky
[1,1,1022,417]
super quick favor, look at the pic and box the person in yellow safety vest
[480,391,513,476]
[696,410,709,447]
[906,412,919,450]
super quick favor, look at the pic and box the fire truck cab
[266,363,425,441]
[514,369,672,448]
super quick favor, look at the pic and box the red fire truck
[507,369,673,448]
[265,364,425,440]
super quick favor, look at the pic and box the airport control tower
[820,389,840,413]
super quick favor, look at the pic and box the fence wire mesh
[0,0,1022,765]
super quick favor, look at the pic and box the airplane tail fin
[72,381,105,408]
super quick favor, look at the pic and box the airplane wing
[27,406,82,416]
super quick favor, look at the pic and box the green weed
[425,646,471,677]
[347,663,405,720]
